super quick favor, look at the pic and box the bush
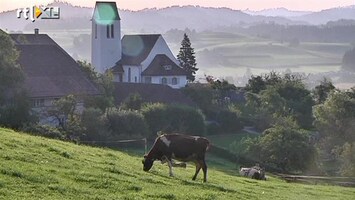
[141,103,205,138]
[22,124,65,140]
[121,93,143,110]
[216,110,243,133]
[241,117,315,172]
[81,108,109,141]
[106,109,148,137]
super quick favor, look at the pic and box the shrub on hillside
[216,110,243,133]
[106,109,148,137]
[22,124,65,140]
[81,108,109,141]
[141,103,205,137]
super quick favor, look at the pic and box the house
[91,1,188,89]
[10,30,101,124]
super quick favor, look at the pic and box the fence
[277,174,355,187]
[80,138,148,153]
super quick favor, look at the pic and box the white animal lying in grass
[239,164,266,180]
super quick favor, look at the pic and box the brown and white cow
[142,133,210,182]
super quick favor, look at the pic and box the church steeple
[91,1,122,73]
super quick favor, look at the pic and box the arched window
[162,77,167,85]
[95,24,97,39]
[172,77,178,85]
[128,68,131,82]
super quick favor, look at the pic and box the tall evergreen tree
[177,33,198,82]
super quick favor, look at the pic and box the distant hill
[292,6,355,24]
[2,2,355,33]
[0,2,302,33]
[244,8,312,17]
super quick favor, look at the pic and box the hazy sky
[1,0,354,12]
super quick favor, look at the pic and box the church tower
[91,2,122,73]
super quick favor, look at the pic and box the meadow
[1,128,354,199]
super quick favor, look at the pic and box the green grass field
[1,128,354,199]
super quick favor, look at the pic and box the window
[145,77,152,83]
[162,77,167,85]
[95,24,97,39]
[111,24,114,38]
[106,24,110,38]
[106,24,114,38]
[172,77,178,85]
[163,65,172,70]
[128,68,131,82]
[33,99,45,107]
[134,76,137,83]
[52,98,60,105]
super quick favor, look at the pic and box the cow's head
[142,155,154,171]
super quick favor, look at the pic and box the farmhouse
[9,31,101,124]
[91,1,188,89]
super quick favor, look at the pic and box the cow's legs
[166,159,174,177]
[192,162,201,181]
[201,159,208,182]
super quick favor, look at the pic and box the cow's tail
[205,139,211,151]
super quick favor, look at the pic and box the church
[91,1,188,89]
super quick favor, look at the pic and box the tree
[313,91,355,175]
[244,72,314,130]
[47,95,84,140]
[77,60,114,111]
[313,91,355,146]
[232,117,315,172]
[121,93,143,110]
[313,78,336,104]
[177,33,198,82]
[0,30,31,129]
[342,47,355,72]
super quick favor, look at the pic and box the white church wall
[91,19,122,73]
[122,65,141,83]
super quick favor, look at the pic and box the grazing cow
[239,165,266,180]
[142,133,210,182]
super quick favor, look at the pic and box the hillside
[0,128,354,199]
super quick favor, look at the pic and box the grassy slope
[1,128,354,200]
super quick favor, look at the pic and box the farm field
[34,29,352,84]
[1,128,355,199]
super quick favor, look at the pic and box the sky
[0,0,355,12]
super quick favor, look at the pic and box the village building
[91,1,188,89]
[9,31,101,124]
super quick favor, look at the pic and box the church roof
[93,1,120,21]
[15,43,101,98]
[116,34,161,66]
[142,54,188,76]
